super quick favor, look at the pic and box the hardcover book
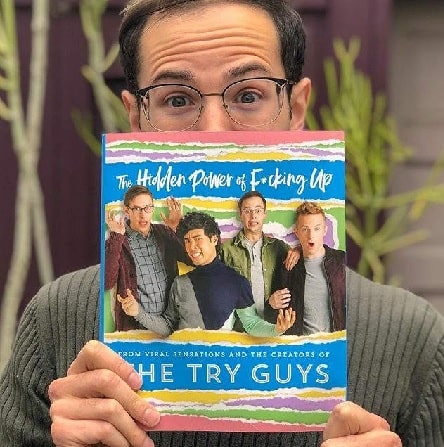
[100,130,346,432]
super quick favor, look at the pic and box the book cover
[100,130,346,432]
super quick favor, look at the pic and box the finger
[66,341,142,390]
[323,402,390,441]
[283,308,295,324]
[51,417,132,447]
[276,309,285,329]
[51,397,155,447]
[284,309,293,322]
[321,429,401,447]
[117,295,129,305]
[49,369,160,428]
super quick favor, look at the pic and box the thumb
[323,402,390,440]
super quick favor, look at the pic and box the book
[100,130,346,432]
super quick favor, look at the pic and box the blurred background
[0,0,443,368]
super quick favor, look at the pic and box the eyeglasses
[136,77,296,131]
[241,207,265,216]
[128,205,155,214]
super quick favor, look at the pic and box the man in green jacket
[220,190,294,317]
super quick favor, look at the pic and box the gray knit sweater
[1,265,443,446]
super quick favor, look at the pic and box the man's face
[125,193,154,236]
[183,228,218,266]
[294,213,327,259]
[239,196,267,236]
[122,3,310,132]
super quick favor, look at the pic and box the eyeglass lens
[139,78,285,131]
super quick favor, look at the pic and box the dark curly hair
[176,211,221,252]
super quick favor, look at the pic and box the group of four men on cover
[105,185,344,337]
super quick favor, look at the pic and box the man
[0,1,442,446]
[220,190,293,318]
[105,185,190,330]
[266,201,346,335]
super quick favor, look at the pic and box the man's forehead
[150,62,273,85]
[242,197,264,206]
[297,214,325,224]
[185,229,206,237]
[138,2,282,84]
[130,194,153,203]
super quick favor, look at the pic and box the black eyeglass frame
[127,205,155,214]
[135,76,297,131]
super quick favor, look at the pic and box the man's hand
[322,401,401,446]
[275,307,296,334]
[105,209,125,235]
[269,288,291,309]
[283,246,301,270]
[48,340,160,447]
[160,197,182,231]
[117,289,139,316]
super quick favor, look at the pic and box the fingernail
[144,407,161,426]
[142,437,155,447]
[128,371,142,389]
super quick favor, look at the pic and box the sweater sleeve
[0,297,54,447]
[405,340,444,446]
[0,266,100,447]
[236,305,279,337]
[346,269,444,447]
[104,231,125,289]
[133,296,176,337]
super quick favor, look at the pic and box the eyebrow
[151,69,194,84]
[227,63,272,78]
[150,63,272,86]
[184,233,205,239]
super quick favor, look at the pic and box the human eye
[165,93,193,108]
[153,85,199,112]
[232,85,263,105]
[228,78,276,106]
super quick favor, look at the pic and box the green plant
[72,0,129,156]
[0,0,53,373]
[306,38,444,283]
